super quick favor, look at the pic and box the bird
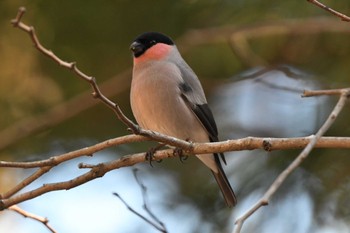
[129,32,237,207]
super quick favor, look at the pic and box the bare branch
[233,89,350,233]
[1,166,52,199]
[9,205,57,233]
[0,149,174,209]
[113,192,167,233]
[1,134,350,210]
[0,135,148,169]
[307,0,350,22]
[182,17,350,67]
[1,136,350,170]
[133,169,167,232]
[303,88,350,97]
[112,169,168,233]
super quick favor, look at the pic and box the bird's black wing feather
[180,87,226,164]
[179,82,218,140]
[191,104,218,141]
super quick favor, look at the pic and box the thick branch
[1,136,350,169]
[1,135,350,209]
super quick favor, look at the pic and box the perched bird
[129,32,237,207]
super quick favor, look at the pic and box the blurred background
[1,1,350,232]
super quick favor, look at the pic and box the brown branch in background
[307,0,350,22]
[178,18,350,68]
[9,205,57,233]
[233,88,350,233]
[303,88,350,97]
[228,33,268,67]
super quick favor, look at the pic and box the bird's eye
[150,40,156,45]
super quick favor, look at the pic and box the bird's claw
[145,150,155,167]
[145,144,164,166]
[173,148,188,163]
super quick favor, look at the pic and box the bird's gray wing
[177,60,235,205]
[178,67,226,164]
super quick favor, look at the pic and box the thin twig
[307,0,350,22]
[303,88,350,97]
[113,169,167,232]
[113,193,166,233]
[233,89,350,233]
[133,169,167,232]
[9,205,57,233]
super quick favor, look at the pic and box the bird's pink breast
[134,43,172,64]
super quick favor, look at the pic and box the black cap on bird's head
[130,32,174,57]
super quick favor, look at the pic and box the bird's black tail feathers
[212,154,237,207]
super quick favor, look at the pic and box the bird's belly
[131,79,208,143]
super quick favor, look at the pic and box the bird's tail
[212,154,237,207]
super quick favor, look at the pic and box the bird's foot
[145,144,164,166]
[173,147,188,163]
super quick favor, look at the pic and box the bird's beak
[130,41,144,57]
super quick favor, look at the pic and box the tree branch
[233,88,350,233]
[1,136,350,170]
[307,0,350,22]
[1,134,350,210]
[113,168,167,233]
[9,205,57,233]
